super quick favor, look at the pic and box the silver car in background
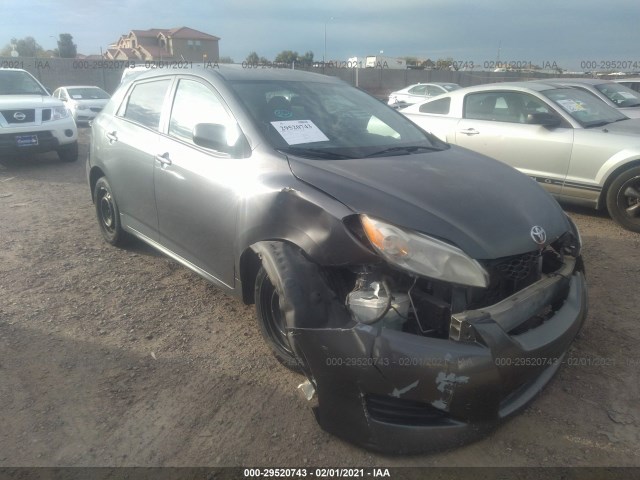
[613,77,640,94]
[543,78,640,118]
[52,86,110,124]
[402,82,640,232]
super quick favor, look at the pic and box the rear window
[419,97,450,114]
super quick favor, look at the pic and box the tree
[274,50,298,64]
[435,57,454,70]
[56,33,77,58]
[0,36,43,57]
[298,51,314,65]
[219,55,234,64]
[245,51,260,64]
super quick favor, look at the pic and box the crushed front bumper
[289,257,587,454]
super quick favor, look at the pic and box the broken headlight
[360,215,489,288]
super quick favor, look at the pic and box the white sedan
[401,81,640,232]
[52,86,110,124]
[387,82,459,106]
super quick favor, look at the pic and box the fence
[2,56,581,98]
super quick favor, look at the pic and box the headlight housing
[360,215,489,288]
[51,106,70,120]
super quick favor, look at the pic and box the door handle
[155,152,172,166]
[459,128,480,136]
[105,131,118,143]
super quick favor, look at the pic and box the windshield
[67,87,110,100]
[594,82,640,108]
[441,84,460,91]
[229,79,446,159]
[544,87,627,127]
[0,70,48,95]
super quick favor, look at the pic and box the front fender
[236,184,377,268]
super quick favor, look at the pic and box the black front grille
[471,250,544,308]
[366,394,450,426]
[496,252,539,281]
[2,109,35,123]
[42,109,51,121]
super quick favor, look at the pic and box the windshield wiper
[364,145,442,158]
[280,148,352,160]
[585,121,612,128]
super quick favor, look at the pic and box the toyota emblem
[13,112,26,121]
[530,226,547,245]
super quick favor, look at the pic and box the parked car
[613,77,640,94]
[0,68,78,161]
[52,86,110,124]
[543,78,640,118]
[388,82,460,106]
[88,67,586,453]
[402,81,640,232]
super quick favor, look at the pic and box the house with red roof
[105,27,220,62]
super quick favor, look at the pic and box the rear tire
[94,177,130,247]
[606,166,640,233]
[57,141,78,162]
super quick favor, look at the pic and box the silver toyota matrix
[88,66,587,453]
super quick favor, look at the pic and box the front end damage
[255,224,587,454]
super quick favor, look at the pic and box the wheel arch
[89,166,106,203]
[598,158,640,210]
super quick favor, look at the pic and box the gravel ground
[0,128,638,468]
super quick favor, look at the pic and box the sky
[2,0,640,71]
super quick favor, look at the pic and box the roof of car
[58,85,106,89]
[447,81,562,93]
[542,78,606,86]
[130,64,344,84]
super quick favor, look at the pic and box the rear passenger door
[455,90,573,195]
[102,77,172,240]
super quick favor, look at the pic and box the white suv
[0,68,78,162]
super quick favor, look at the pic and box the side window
[122,79,171,131]
[168,79,233,146]
[408,85,427,95]
[419,97,451,114]
[425,85,444,97]
[465,92,545,123]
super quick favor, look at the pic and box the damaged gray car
[87,66,587,453]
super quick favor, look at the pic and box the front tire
[255,266,302,372]
[606,166,640,233]
[57,141,78,162]
[94,177,130,246]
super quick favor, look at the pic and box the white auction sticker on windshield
[271,120,329,145]
[619,91,637,99]
[556,99,586,112]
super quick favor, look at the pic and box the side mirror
[526,112,561,127]
[192,123,238,153]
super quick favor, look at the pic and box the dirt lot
[0,128,639,469]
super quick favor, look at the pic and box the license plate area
[16,135,38,147]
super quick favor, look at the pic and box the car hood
[73,99,109,106]
[598,118,640,134]
[0,95,64,109]
[287,146,570,260]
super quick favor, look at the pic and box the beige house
[105,27,220,62]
